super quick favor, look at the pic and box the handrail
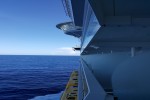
[78,63,84,100]
[79,60,114,100]
[61,0,73,20]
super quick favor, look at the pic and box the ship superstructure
[57,0,150,100]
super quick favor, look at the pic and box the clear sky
[0,0,80,55]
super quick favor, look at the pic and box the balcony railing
[78,60,114,100]
[61,0,73,20]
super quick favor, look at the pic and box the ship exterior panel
[57,0,150,100]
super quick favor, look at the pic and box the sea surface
[0,55,80,100]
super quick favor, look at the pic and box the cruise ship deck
[61,71,78,100]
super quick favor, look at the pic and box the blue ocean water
[0,55,80,100]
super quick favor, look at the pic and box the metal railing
[61,0,73,20]
[78,60,114,100]
[78,64,88,100]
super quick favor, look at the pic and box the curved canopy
[56,22,82,38]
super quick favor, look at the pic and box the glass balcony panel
[81,0,100,53]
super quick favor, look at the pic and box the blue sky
[0,0,80,55]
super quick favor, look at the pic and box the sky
[0,0,80,55]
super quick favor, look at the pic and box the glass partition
[81,0,100,53]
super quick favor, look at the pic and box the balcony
[56,22,82,38]
[78,60,114,100]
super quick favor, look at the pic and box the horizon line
[0,54,80,56]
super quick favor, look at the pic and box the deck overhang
[56,22,82,38]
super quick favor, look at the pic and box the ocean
[0,55,80,100]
